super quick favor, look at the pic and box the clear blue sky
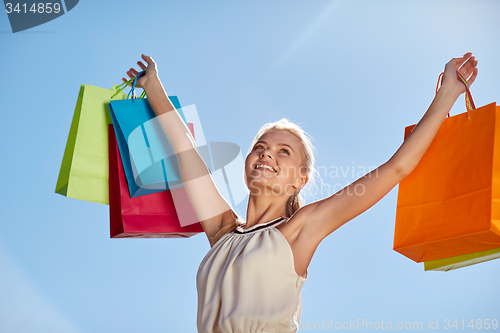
[1,1,499,332]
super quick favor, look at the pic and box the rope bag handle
[436,70,476,119]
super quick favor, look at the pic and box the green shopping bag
[424,247,500,271]
[55,83,130,204]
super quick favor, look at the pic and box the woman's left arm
[294,53,478,245]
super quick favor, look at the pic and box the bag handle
[111,77,133,99]
[126,70,146,100]
[111,71,147,99]
[436,70,476,119]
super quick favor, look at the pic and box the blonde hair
[213,118,318,243]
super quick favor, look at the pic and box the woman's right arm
[124,55,237,247]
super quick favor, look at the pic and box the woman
[123,53,478,333]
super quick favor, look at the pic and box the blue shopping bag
[108,80,191,198]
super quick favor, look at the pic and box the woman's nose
[260,149,272,159]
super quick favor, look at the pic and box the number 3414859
[5,3,62,14]
[444,319,499,330]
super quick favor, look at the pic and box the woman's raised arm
[290,53,478,249]
[124,55,237,247]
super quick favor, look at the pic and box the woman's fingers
[142,54,157,70]
[449,52,472,69]
[459,56,476,78]
[122,55,154,86]
[459,52,473,66]
[466,59,478,80]
[122,77,133,87]
[467,67,478,86]
[142,54,153,64]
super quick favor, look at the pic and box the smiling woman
[212,119,318,242]
[123,52,478,333]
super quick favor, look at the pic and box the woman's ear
[300,174,308,189]
[294,173,308,191]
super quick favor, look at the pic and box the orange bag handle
[436,71,476,119]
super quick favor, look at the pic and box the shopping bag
[55,83,128,204]
[394,103,500,262]
[108,124,203,238]
[424,246,500,271]
[109,95,194,198]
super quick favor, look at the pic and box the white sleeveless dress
[196,216,308,333]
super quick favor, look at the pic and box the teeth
[255,164,275,172]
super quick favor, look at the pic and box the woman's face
[245,130,308,197]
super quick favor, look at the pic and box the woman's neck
[245,192,288,228]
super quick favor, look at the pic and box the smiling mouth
[254,164,277,173]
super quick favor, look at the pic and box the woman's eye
[253,145,288,154]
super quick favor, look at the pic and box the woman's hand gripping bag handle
[436,70,477,119]
[111,71,147,100]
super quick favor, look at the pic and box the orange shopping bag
[394,76,500,262]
